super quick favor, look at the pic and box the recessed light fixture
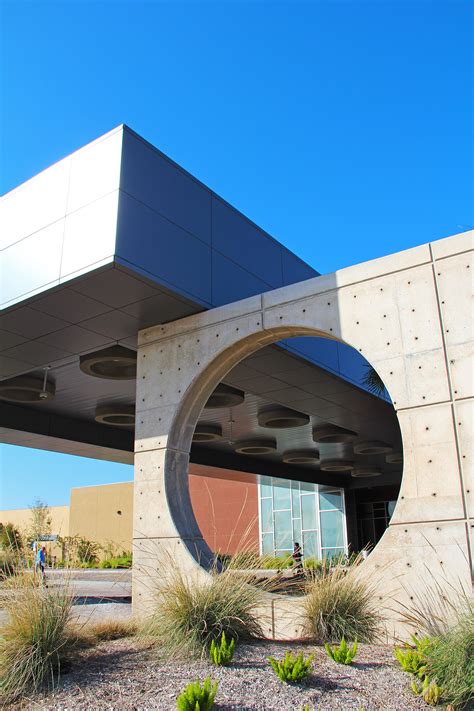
[234,438,277,455]
[80,346,137,380]
[386,452,403,464]
[282,449,320,465]
[258,407,309,429]
[204,384,245,409]
[320,458,354,472]
[352,467,382,478]
[94,404,135,427]
[312,425,357,444]
[0,375,55,403]
[192,424,223,442]
[354,440,393,455]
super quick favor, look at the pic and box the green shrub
[0,550,16,579]
[268,651,314,683]
[209,631,235,666]
[411,676,443,706]
[176,677,217,711]
[0,580,73,703]
[303,562,381,642]
[145,562,265,659]
[261,555,293,570]
[325,637,358,665]
[394,645,427,676]
[0,523,23,552]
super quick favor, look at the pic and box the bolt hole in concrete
[183,335,403,593]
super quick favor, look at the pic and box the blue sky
[1,0,472,509]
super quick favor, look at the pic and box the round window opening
[181,333,404,593]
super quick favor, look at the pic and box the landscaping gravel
[23,639,431,710]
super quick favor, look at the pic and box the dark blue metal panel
[281,337,340,375]
[282,248,319,284]
[116,192,212,305]
[211,252,272,307]
[120,129,212,245]
[211,197,283,288]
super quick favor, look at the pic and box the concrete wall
[133,230,473,639]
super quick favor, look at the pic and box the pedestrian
[35,545,47,583]
[291,541,303,575]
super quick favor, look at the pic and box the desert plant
[361,365,386,396]
[268,651,314,683]
[411,676,444,705]
[325,637,358,665]
[27,499,52,543]
[176,677,217,711]
[303,560,381,642]
[394,645,427,675]
[144,560,265,659]
[209,631,235,666]
[0,522,23,552]
[0,549,16,579]
[0,579,73,703]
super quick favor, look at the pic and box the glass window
[387,500,396,518]
[322,547,344,559]
[320,509,344,548]
[261,498,273,533]
[260,480,272,499]
[319,490,343,511]
[301,493,317,530]
[303,531,318,558]
[273,483,291,510]
[291,484,301,518]
[300,481,316,493]
[292,518,302,545]
[274,510,292,550]
[261,532,274,554]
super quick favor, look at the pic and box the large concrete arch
[133,231,473,638]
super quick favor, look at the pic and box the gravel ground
[21,639,430,711]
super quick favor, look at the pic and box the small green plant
[268,651,314,683]
[394,645,426,675]
[176,677,217,711]
[209,632,235,666]
[325,637,358,665]
[411,676,443,705]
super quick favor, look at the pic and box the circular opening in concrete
[234,438,277,455]
[204,384,245,409]
[258,407,309,429]
[320,458,355,472]
[94,404,135,427]
[354,440,393,455]
[80,346,137,380]
[192,424,223,442]
[312,425,358,444]
[282,449,320,465]
[0,375,55,403]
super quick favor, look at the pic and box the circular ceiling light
[0,375,55,403]
[352,467,383,478]
[386,452,403,464]
[354,440,393,455]
[80,346,137,380]
[282,449,320,465]
[204,384,245,409]
[234,438,277,455]
[312,425,357,444]
[192,424,223,443]
[94,404,135,427]
[320,458,354,472]
[258,407,309,429]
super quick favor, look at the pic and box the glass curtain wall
[259,478,346,560]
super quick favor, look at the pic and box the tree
[0,522,23,552]
[28,499,52,542]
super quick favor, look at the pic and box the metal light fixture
[282,449,320,465]
[352,467,383,478]
[312,425,357,444]
[320,458,354,472]
[192,424,223,442]
[234,438,277,455]
[204,384,245,409]
[354,440,393,455]
[386,452,403,464]
[94,404,135,427]
[258,407,309,429]
[0,374,55,403]
[80,346,137,380]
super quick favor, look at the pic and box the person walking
[35,545,47,584]
[291,541,303,575]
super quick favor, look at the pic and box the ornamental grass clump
[144,562,265,659]
[176,677,217,711]
[303,561,381,642]
[0,580,73,704]
[268,651,314,684]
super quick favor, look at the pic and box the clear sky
[1,0,472,509]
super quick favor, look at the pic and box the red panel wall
[189,464,259,555]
